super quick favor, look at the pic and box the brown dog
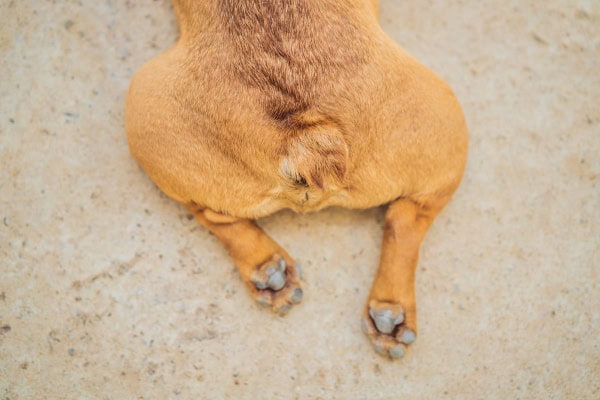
[126,0,468,359]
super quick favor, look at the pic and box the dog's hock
[280,128,348,190]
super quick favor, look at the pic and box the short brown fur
[126,0,468,358]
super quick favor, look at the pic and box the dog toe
[400,329,416,345]
[290,288,303,303]
[389,345,405,359]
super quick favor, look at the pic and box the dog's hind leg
[187,204,303,315]
[361,194,450,358]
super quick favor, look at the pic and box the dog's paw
[250,254,303,315]
[361,300,416,359]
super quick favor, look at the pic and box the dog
[125,0,468,359]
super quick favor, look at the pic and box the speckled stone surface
[1,1,599,399]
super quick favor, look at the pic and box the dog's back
[126,0,467,218]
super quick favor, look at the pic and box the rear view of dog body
[126,0,468,358]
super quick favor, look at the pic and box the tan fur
[126,0,468,358]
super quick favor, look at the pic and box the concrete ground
[1,0,599,399]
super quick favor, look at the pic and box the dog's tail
[279,115,349,190]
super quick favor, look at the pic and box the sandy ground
[1,0,599,399]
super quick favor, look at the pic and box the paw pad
[369,308,404,334]
[248,255,303,315]
[363,301,417,359]
[253,258,286,291]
